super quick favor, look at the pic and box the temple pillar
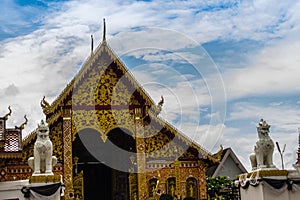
[134,107,147,200]
[174,159,181,198]
[62,108,74,199]
[198,161,208,200]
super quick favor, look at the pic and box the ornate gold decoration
[73,170,84,200]
[237,169,288,179]
[135,122,147,200]
[50,121,63,162]
[22,144,34,163]
[45,42,155,118]
[146,112,218,164]
[174,160,181,197]
[29,175,61,183]
[72,109,135,142]
[186,177,198,199]
[211,145,223,162]
[46,110,62,126]
[129,173,138,200]
[41,96,51,114]
[22,131,37,149]
[63,115,74,200]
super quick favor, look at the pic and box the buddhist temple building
[0,21,222,200]
[0,106,27,181]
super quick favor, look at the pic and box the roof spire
[102,18,106,42]
[91,34,94,54]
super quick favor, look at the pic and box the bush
[206,176,233,200]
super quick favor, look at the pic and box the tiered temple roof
[0,106,27,159]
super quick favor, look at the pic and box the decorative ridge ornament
[3,106,12,120]
[17,115,28,130]
[40,96,51,114]
[157,95,164,108]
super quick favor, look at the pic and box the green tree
[206,176,233,200]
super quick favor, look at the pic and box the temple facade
[0,22,222,200]
[0,107,28,181]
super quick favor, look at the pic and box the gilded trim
[29,175,61,183]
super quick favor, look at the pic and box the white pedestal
[238,170,300,200]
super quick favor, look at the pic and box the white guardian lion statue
[28,120,57,175]
[250,119,276,170]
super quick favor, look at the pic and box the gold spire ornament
[40,96,51,114]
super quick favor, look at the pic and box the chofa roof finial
[19,115,28,130]
[40,96,51,114]
[4,106,12,120]
[102,18,106,42]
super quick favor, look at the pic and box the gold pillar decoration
[63,108,74,199]
[174,159,181,199]
[73,170,84,200]
[135,107,147,200]
[198,160,207,200]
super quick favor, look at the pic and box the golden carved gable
[44,42,154,118]
[72,109,135,142]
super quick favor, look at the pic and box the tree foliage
[206,176,234,200]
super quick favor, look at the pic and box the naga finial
[157,96,164,107]
[40,96,51,114]
[151,96,165,116]
[4,106,12,120]
[18,115,28,130]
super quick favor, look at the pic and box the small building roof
[206,147,247,179]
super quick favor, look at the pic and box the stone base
[237,169,300,200]
[237,168,288,179]
[29,175,61,184]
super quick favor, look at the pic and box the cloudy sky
[1,0,300,171]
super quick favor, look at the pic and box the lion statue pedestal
[250,119,276,170]
[28,120,57,177]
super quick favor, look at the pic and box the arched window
[167,177,176,197]
[149,178,158,197]
[186,177,197,199]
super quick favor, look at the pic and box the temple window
[186,177,198,199]
[167,177,176,197]
[148,178,158,197]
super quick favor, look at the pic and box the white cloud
[229,102,300,132]
[223,36,300,100]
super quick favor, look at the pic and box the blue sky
[1,0,300,171]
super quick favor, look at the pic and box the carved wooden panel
[74,170,84,200]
